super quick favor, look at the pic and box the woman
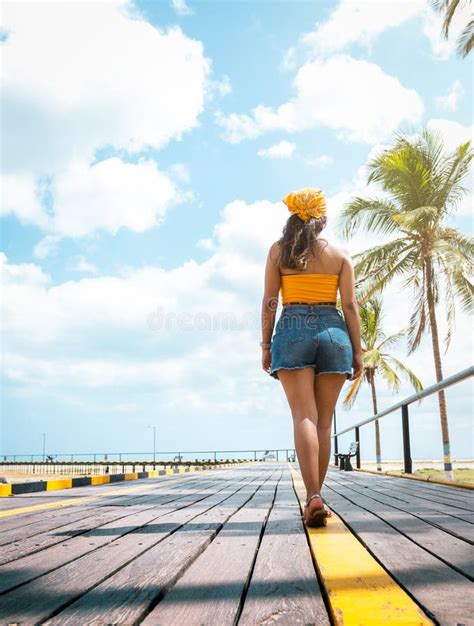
[260,187,363,527]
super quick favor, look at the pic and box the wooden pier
[0,462,472,625]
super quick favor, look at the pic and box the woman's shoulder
[320,240,351,258]
[268,240,282,260]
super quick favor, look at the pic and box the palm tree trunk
[426,256,454,481]
[369,371,382,471]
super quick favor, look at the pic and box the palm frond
[341,367,365,409]
[338,198,401,241]
[457,19,474,57]
[377,329,408,351]
[377,359,402,392]
[384,354,424,402]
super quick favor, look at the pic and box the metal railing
[332,365,474,473]
[1,448,297,464]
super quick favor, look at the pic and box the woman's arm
[261,242,281,347]
[338,252,364,380]
[338,253,362,354]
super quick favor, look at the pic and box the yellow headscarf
[282,187,327,222]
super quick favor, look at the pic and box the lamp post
[148,425,157,463]
[42,432,46,462]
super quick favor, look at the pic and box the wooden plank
[290,465,433,626]
[0,472,243,594]
[0,469,272,623]
[0,470,247,541]
[327,473,474,543]
[0,471,228,530]
[351,473,474,512]
[320,486,474,626]
[237,469,330,625]
[342,477,474,535]
[353,469,474,498]
[324,478,473,578]
[342,470,474,513]
[348,469,474,507]
[41,468,277,625]
[139,470,283,626]
[0,470,256,564]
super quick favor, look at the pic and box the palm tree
[429,0,474,58]
[342,296,424,472]
[338,127,473,480]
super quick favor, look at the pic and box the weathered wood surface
[323,469,474,626]
[0,462,472,625]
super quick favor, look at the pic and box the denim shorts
[270,305,353,380]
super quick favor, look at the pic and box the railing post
[333,410,339,466]
[355,427,361,469]
[401,404,412,474]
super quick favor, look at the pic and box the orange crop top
[280,273,339,304]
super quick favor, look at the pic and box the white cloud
[427,118,473,153]
[300,0,425,56]
[1,0,212,248]
[171,0,194,16]
[33,235,63,260]
[283,0,471,65]
[302,154,334,168]
[1,0,211,175]
[257,141,296,159]
[279,45,298,72]
[435,80,464,111]
[0,173,49,228]
[48,157,177,238]
[206,74,232,100]
[216,55,424,145]
[68,256,99,275]
[5,157,182,255]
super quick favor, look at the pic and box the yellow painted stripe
[0,481,163,519]
[289,464,433,625]
[46,479,73,491]
[352,467,474,490]
[124,473,138,481]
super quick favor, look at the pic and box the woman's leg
[313,373,347,488]
[277,367,321,499]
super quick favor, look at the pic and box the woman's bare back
[274,239,345,276]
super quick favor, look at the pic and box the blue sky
[1,0,472,462]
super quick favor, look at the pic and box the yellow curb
[0,462,245,500]
[91,475,111,485]
[46,479,73,491]
[0,484,12,497]
[289,463,433,625]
